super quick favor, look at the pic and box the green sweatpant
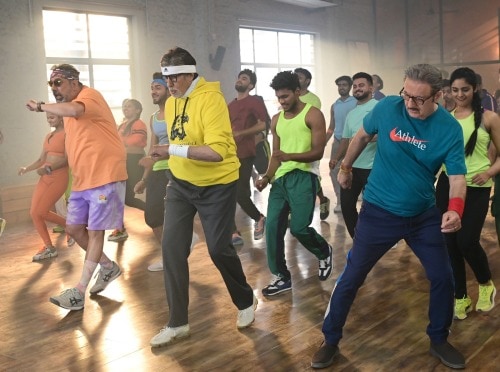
[265,169,330,281]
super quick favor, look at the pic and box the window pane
[255,67,280,115]
[254,30,278,63]
[301,34,315,65]
[93,65,131,109]
[89,15,130,59]
[239,28,254,63]
[43,11,88,58]
[278,32,301,64]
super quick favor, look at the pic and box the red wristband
[448,197,464,218]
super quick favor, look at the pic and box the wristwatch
[44,165,52,175]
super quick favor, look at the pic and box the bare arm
[326,108,335,143]
[26,100,85,118]
[329,137,348,169]
[18,146,47,175]
[255,114,281,191]
[135,119,157,194]
[472,111,500,185]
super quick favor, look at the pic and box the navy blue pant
[322,201,454,345]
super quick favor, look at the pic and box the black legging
[435,172,492,298]
[125,152,146,211]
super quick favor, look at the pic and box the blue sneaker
[262,276,292,296]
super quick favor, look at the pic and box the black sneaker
[311,341,339,369]
[318,244,333,281]
[262,276,292,296]
[319,197,330,220]
[429,341,465,369]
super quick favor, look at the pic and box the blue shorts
[66,181,126,231]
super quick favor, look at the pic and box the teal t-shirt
[342,98,379,169]
[362,96,466,217]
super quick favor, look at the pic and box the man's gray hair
[404,64,442,94]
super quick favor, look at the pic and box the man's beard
[235,84,247,93]
[354,91,370,101]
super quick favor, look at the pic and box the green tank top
[457,112,492,187]
[275,103,320,180]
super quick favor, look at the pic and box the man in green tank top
[256,71,333,296]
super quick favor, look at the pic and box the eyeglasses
[399,88,434,106]
[162,74,182,83]
[47,77,75,87]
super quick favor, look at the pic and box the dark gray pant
[162,176,254,327]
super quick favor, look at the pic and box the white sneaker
[237,295,258,329]
[150,324,190,348]
[148,261,163,272]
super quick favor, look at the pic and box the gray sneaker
[89,261,122,295]
[32,246,58,261]
[49,288,84,310]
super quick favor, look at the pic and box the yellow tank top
[456,112,492,187]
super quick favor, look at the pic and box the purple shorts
[66,181,126,231]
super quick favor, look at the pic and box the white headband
[161,65,197,76]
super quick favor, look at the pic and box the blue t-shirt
[363,96,466,217]
[330,96,357,140]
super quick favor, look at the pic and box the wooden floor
[1,168,500,371]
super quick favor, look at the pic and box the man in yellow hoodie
[149,47,256,348]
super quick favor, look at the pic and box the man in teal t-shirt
[312,64,468,370]
[330,72,378,238]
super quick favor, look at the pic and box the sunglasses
[162,74,183,83]
[48,77,75,87]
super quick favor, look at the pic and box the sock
[99,254,113,270]
[76,260,98,294]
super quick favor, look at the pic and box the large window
[43,10,132,122]
[239,27,316,114]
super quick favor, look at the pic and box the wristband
[168,144,189,158]
[448,197,464,218]
[37,101,45,112]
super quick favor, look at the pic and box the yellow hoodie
[165,77,240,186]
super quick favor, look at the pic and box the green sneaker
[454,296,472,320]
[476,280,496,312]
[52,225,65,233]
